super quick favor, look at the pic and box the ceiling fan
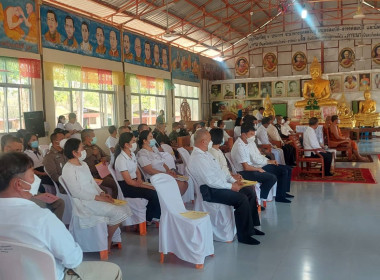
[163,0,181,38]
[353,0,366,19]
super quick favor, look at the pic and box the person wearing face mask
[274,115,289,139]
[65,112,83,140]
[154,123,170,146]
[169,122,181,145]
[62,138,132,253]
[244,124,294,202]
[23,133,54,193]
[178,120,189,136]
[137,130,188,195]
[190,122,202,147]
[81,129,119,199]
[114,132,161,222]
[188,128,264,245]
[43,132,68,193]
[329,115,368,161]
[217,120,231,143]
[57,115,66,130]
[281,116,294,137]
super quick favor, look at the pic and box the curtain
[0,56,41,78]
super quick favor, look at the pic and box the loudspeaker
[24,111,45,137]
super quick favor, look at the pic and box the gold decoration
[180,98,191,121]
[354,88,380,127]
[295,57,338,108]
[339,48,355,68]
[292,51,307,71]
[337,94,355,128]
[263,95,275,117]
[263,53,277,72]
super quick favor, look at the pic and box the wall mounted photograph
[329,75,342,94]
[235,83,246,99]
[222,83,234,99]
[235,56,249,76]
[272,80,286,97]
[247,82,260,98]
[292,51,307,71]
[372,43,380,65]
[286,80,300,97]
[359,73,371,91]
[260,81,272,97]
[263,52,277,72]
[210,84,222,100]
[339,48,355,68]
[372,73,380,90]
[343,74,358,92]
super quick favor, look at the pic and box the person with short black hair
[95,26,106,54]
[217,120,231,143]
[44,9,61,44]
[63,15,78,48]
[138,123,149,133]
[156,109,165,124]
[206,117,217,131]
[118,125,130,135]
[123,119,131,127]
[255,107,265,124]
[274,115,288,139]
[234,117,243,140]
[169,122,181,145]
[65,113,83,139]
[57,115,66,130]
[303,117,333,176]
[1,134,14,152]
[106,125,118,163]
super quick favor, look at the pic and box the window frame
[173,83,200,121]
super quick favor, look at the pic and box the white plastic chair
[58,176,121,261]
[150,173,214,269]
[44,167,72,225]
[177,147,190,166]
[0,239,57,280]
[160,144,176,160]
[187,168,236,242]
[108,164,149,235]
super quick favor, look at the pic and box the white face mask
[247,136,256,143]
[281,119,285,124]
[337,120,341,124]
[78,150,87,161]
[184,124,187,128]
[59,139,67,149]
[207,141,213,150]
[223,125,226,129]
[176,128,180,133]
[130,142,137,152]
[254,124,258,129]
[196,127,201,131]
[21,175,41,196]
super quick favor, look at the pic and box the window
[174,84,199,122]
[0,58,32,133]
[53,67,116,129]
[130,76,166,125]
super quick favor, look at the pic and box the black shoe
[253,228,265,236]
[238,237,260,245]
[286,193,294,198]
[325,172,334,176]
[275,198,291,203]
[260,205,265,211]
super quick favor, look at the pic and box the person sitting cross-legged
[188,128,264,245]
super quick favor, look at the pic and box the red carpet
[336,154,373,163]
[291,167,377,184]
[378,154,380,160]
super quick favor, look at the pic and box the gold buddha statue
[295,57,338,108]
[355,89,380,127]
[263,95,275,117]
[337,94,355,128]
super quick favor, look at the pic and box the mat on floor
[335,154,373,162]
[291,167,377,184]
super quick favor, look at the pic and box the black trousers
[35,166,54,193]
[118,180,161,222]
[262,164,292,199]
[200,185,260,241]
[309,152,333,175]
[282,144,296,165]
[238,170,276,199]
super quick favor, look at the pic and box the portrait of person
[274,81,285,97]
[44,9,61,44]
[371,44,380,65]
[339,48,355,68]
[235,57,249,76]
[134,37,142,62]
[108,30,119,57]
[359,73,370,91]
[123,34,133,60]
[286,80,300,97]
[153,44,160,67]
[247,82,259,98]
[161,48,168,69]
[235,83,246,99]
[212,101,229,115]
[144,41,152,65]
[372,73,380,90]
[63,16,78,49]
[3,6,25,41]
[95,26,106,54]
[328,75,342,94]
[23,3,38,43]
[292,52,307,71]
[210,84,222,100]
[260,82,272,97]
[343,75,358,91]
[80,21,92,52]
[263,53,277,72]
[222,84,234,99]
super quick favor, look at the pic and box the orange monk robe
[329,126,358,150]
[63,37,78,48]
[25,12,38,43]
[109,49,119,57]
[45,31,61,44]
[96,45,106,54]
[4,8,25,41]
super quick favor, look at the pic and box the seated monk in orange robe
[4,7,25,41]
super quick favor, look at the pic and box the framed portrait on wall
[263,53,277,72]
[235,57,249,76]
[359,73,371,91]
[210,84,222,100]
[287,80,300,97]
[372,73,380,90]
[300,79,311,97]
[339,48,355,68]
[328,75,342,94]
[235,83,247,99]
[222,83,234,99]
[272,81,286,97]
[343,74,358,92]
[260,81,272,98]
[371,43,380,65]
[247,82,260,98]
[212,101,229,115]
[292,51,307,71]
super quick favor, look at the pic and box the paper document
[113,199,127,206]
[34,193,59,204]
[95,162,110,178]
[175,175,189,182]
[240,180,258,188]
[180,211,208,219]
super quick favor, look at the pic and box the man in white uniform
[65,113,83,140]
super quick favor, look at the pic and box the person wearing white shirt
[281,116,294,136]
[106,125,119,164]
[188,128,263,245]
[190,122,202,147]
[303,117,333,176]
[62,138,132,251]
[233,117,242,140]
[57,115,66,130]
[255,123,286,165]
[217,120,231,143]
[114,132,161,221]
[255,107,264,124]
[65,113,83,140]
[0,152,122,280]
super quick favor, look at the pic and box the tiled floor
[84,139,380,280]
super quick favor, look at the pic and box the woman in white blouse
[114,132,161,222]
[137,130,188,195]
[217,120,231,143]
[23,133,54,192]
[233,117,243,140]
[62,138,132,251]
[57,115,66,130]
